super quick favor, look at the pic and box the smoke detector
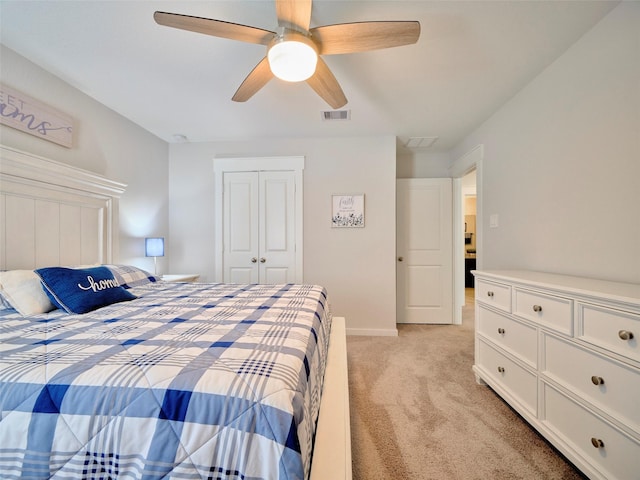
[172,134,188,143]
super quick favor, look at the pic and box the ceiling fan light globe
[268,40,318,82]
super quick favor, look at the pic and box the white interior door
[397,178,453,324]
[223,170,297,284]
[259,171,296,284]
[223,172,259,283]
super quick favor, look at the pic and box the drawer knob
[618,330,634,341]
[590,438,605,449]
[590,376,605,386]
[487,291,494,298]
[497,366,505,373]
[497,328,505,335]
[532,305,542,313]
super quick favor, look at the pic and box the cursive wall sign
[0,83,73,148]
[332,194,365,228]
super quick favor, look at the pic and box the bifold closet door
[223,171,296,284]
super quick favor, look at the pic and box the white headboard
[0,145,126,270]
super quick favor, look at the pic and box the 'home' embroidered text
[78,276,120,292]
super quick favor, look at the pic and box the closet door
[259,171,296,284]
[223,172,259,283]
[223,171,296,284]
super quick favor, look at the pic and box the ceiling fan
[154,0,420,109]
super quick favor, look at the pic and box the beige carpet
[346,290,586,480]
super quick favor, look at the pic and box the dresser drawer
[542,383,640,480]
[476,339,537,416]
[542,333,640,433]
[476,279,511,312]
[578,303,639,363]
[514,288,573,335]
[477,305,537,368]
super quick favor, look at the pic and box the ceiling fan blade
[232,57,274,103]
[310,21,420,55]
[276,0,312,32]
[154,11,275,45]
[306,57,347,109]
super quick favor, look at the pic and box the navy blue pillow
[35,266,136,314]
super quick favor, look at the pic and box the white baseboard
[346,327,398,337]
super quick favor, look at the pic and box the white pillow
[0,270,55,315]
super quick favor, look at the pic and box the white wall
[168,136,398,335]
[450,2,640,284]
[0,46,169,272]
[397,150,451,178]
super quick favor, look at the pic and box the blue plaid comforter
[0,282,332,480]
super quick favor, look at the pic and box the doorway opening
[451,145,483,325]
[462,169,477,305]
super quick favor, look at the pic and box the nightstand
[161,274,200,283]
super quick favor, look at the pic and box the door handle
[260,257,266,263]
[251,257,257,263]
[398,257,403,262]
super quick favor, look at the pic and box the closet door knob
[590,438,604,449]
[591,376,605,386]
[497,366,505,373]
[260,257,266,263]
[532,305,543,313]
[618,330,634,341]
[251,257,257,263]
[487,291,494,298]
[497,328,505,335]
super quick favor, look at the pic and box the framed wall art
[332,194,365,228]
[0,83,73,148]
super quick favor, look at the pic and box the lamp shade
[145,237,164,257]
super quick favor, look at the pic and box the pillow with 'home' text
[35,266,136,314]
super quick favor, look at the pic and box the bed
[0,145,351,480]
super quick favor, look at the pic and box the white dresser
[473,270,640,480]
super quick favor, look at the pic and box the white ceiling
[0,1,618,152]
